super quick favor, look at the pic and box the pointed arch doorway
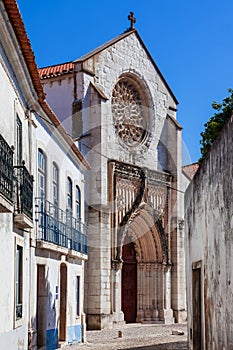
[121,236,137,323]
[119,204,173,324]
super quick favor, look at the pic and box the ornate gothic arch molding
[138,202,168,262]
[126,218,157,263]
[116,203,168,268]
[123,231,143,263]
[110,160,171,270]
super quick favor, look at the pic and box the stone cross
[128,12,136,29]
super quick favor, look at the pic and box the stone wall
[185,116,233,349]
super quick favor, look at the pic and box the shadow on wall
[29,265,59,350]
[121,341,187,350]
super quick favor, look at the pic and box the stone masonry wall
[185,115,233,349]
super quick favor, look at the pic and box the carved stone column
[160,263,174,324]
[152,263,159,320]
[142,263,148,319]
[110,260,125,324]
[136,262,144,322]
[164,265,171,310]
[159,264,174,324]
[144,263,151,321]
[158,263,165,320]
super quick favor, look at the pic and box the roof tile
[38,62,74,79]
[182,163,199,180]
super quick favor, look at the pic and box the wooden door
[59,263,67,341]
[192,267,202,350]
[122,241,137,323]
[37,265,47,348]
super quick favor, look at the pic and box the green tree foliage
[199,88,233,162]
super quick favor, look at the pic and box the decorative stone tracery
[112,78,149,148]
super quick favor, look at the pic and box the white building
[0,0,90,349]
[0,0,34,348]
[30,101,90,349]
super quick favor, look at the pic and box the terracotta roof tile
[182,162,199,180]
[38,62,74,79]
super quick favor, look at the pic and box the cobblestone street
[63,323,187,350]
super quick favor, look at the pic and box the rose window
[112,80,148,147]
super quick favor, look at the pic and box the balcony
[14,163,33,229]
[0,134,14,212]
[35,198,88,256]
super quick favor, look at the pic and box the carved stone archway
[109,160,174,324]
[120,206,170,323]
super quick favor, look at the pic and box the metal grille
[35,198,88,254]
[0,134,14,202]
[14,164,33,219]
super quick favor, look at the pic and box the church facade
[39,25,186,329]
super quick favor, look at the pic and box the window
[111,77,150,148]
[76,185,81,220]
[67,177,73,213]
[16,245,23,320]
[76,276,80,316]
[53,163,59,207]
[16,115,22,165]
[38,149,46,199]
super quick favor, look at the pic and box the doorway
[37,265,47,348]
[122,239,137,323]
[59,263,67,341]
[192,263,202,350]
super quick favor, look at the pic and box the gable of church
[74,29,177,105]
[72,30,179,173]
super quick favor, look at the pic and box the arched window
[67,177,73,214]
[53,162,59,207]
[76,185,81,220]
[38,149,46,199]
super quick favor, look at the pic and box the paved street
[63,323,187,350]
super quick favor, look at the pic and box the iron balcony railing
[35,198,88,255]
[14,163,33,219]
[0,134,14,202]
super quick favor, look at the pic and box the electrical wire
[34,112,185,194]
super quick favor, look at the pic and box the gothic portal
[39,26,187,330]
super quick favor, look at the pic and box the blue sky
[17,0,233,164]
